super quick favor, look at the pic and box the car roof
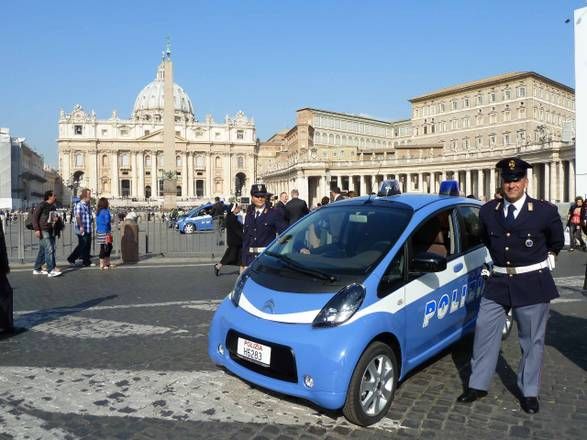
[325,193,481,212]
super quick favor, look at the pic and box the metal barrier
[3,215,224,263]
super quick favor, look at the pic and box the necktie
[255,211,260,219]
[505,204,516,225]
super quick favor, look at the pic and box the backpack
[24,207,36,230]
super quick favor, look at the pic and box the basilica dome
[132,62,195,122]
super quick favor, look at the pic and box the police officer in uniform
[457,157,564,414]
[242,184,287,267]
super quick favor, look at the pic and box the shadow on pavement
[0,294,118,340]
[545,309,587,372]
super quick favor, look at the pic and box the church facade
[57,57,256,206]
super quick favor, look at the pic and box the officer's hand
[481,267,491,279]
[35,230,41,238]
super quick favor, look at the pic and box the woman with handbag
[96,197,114,269]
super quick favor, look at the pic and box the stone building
[57,54,257,207]
[259,72,576,206]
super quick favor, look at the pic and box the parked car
[208,181,508,426]
[176,203,214,233]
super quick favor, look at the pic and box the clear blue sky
[0,0,583,167]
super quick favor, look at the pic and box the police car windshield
[263,205,412,276]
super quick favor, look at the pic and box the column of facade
[527,167,534,197]
[489,168,496,198]
[441,170,447,182]
[558,161,565,202]
[465,170,471,196]
[477,169,484,200]
[206,154,212,197]
[151,151,158,198]
[360,175,367,196]
[544,162,551,201]
[417,173,423,193]
[182,152,188,198]
[187,152,194,197]
[111,152,119,198]
[322,175,329,198]
[570,159,576,199]
[130,152,137,198]
[137,151,144,200]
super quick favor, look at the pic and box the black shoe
[67,257,76,265]
[520,397,539,414]
[214,265,220,277]
[457,388,488,403]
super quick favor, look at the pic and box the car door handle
[453,263,463,272]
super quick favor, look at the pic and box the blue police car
[176,203,214,233]
[208,181,496,426]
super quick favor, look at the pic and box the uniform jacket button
[505,246,509,251]
[506,261,511,265]
[506,232,511,237]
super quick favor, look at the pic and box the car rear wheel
[502,308,513,340]
[343,341,398,427]
[184,223,196,234]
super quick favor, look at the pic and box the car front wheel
[343,341,398,427]
[184,223,196,234]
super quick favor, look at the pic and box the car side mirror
[410,252,447,273]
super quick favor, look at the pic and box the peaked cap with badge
[250,183,271,197]
[496,157,532,182]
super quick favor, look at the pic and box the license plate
[237,337,272,367]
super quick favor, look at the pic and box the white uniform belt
[493,259,549,275]
[249,247,266,254]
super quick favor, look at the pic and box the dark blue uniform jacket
[242,206,287,266]
[480,196,564,307]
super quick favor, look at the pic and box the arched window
[145,155,151,167]
[102,155,108,167]
[196,155,205,169]
[176,155,182,167]
[237,155,244,169]
[176,186,182,196]
[215,156,222,168]
[75,153,84,167]
[145,185,152,199]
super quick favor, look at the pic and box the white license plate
[237,337,272,367]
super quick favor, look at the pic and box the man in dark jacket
[32,190,62,277]
[285,189,309,225]
[330,186,346,202]
[0,217,13,332]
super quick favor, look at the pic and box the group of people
[31,188,115,277]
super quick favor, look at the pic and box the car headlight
[229,270,250,307]
[312,283,366,328]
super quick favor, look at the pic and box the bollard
[0,221,13,333]
[121,219,139,264]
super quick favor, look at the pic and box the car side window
[410,209,455,261]
[457,206,483,253]
[377,246,406,298]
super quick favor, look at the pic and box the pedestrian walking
[242,184,287,267]
[330,186,346,202]
[214,203,243,276]
[67,188,94,267]
[285,189,309,225]
[96,197,114,270]
[457,157,564,414]
[567,196,586,251]
[32,190,62,277]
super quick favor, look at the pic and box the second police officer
[242,184,287,268]
[457,157,564,414]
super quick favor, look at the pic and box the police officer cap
[496,157,532,182]
[250,183,271,197]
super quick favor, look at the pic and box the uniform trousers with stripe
[468,296,549,397]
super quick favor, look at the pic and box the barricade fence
[2,215,225,263]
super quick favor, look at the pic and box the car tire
[342,341,398,427]
[184,223,196,234]
[502,308,513,340]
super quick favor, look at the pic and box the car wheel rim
[359,354,394,416]
[185,225,193,233]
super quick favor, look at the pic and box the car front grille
[226,329,298,383]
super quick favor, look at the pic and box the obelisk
[162,42,177,210]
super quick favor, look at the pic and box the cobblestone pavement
[0,260,586,439]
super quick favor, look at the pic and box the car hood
[239,277,337,324]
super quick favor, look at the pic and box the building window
[215,132,221,139]
[236,130,244,140]
[489,92,496,103]
[517,130,526,144]
[175,130,180,136]
[121,179,131,197]
[145,155,151,167]
[237,155,244,169]
[120,129,128,136]
[101,155,108,167]
[74,125,83,135]
[462,117,470,128]
[503,133,511,145]
[489,134,496,146]
[215,156,222,168]
[516,86,526,98]
[144,130,150,136]
[101,129,108,136]
[503,110,511,121]
[195,180,204,197]
[176,186,182,197]
[518,107,526,119]
[489,113,497,124]
[476,136,482,148]
[120,153,129,168]
[476,95,483,106]
[463,98,470,108]
[145,185,152,199]
[176,155,182,167]
[196,155,205,169]
[504,89,511,100]
[451,100,458,111]
[463,138,470,149]
[75,153,84,167]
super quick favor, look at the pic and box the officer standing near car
[457,157,564,414]
[242,184,287,267]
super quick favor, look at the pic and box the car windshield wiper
[265,251,337,282]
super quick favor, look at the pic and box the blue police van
[176,203,214,233]
[208,181,500,426]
